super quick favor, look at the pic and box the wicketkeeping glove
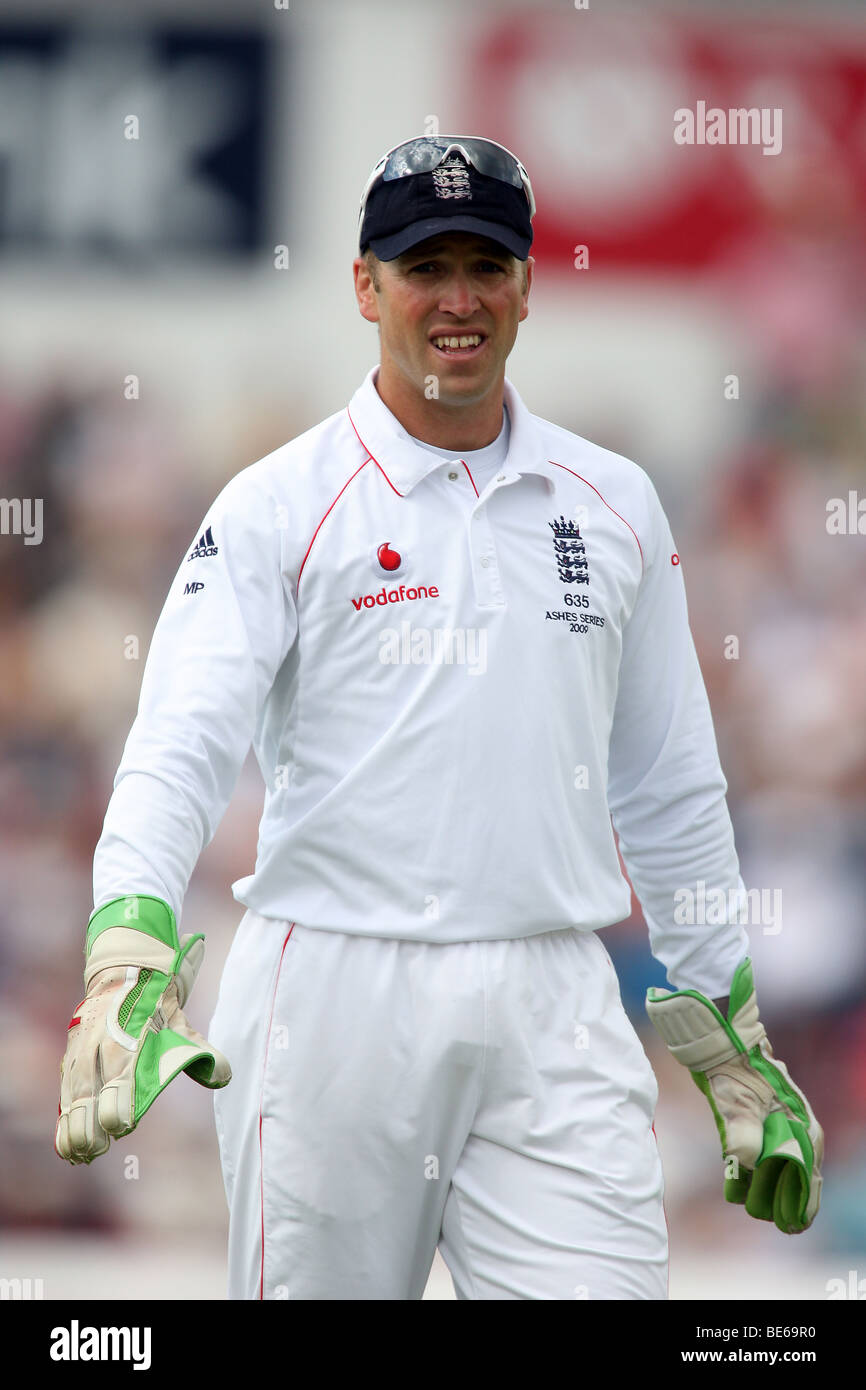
[56,894,231,1164]
[646,957,823,1234]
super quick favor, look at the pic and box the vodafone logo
[351,582,440,612]
[354,540,437,609]
[377,541,403,575]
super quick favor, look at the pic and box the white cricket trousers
[209,911,668,1300]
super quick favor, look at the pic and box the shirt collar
[346,365,556,496]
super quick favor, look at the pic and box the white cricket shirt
[407,405,510,488]
[93,366,750,994]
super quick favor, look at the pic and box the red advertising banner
[466,9,866,272]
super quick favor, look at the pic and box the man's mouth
[430,333,487,356]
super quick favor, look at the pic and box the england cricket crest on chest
[549,515,589,585]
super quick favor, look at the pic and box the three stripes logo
[187,525,218,561]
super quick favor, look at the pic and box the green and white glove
[646,957,823,1234]
[56,894,231,1164]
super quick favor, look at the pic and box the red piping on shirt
[258,922,295,1301]
[297,459,372,590]
[549,460,644,570]
[346,407,405,498]
[461,461,480,498]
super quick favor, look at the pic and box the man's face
[353,232,533,410]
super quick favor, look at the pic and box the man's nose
[438,273,480,317]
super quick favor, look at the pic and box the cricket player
[56,135,823,1301]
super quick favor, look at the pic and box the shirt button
[448,470,459,481]
[480,556,491,568]
[497,474,506,482]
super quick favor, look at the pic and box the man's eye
[478,261,506,273]
[409,262,437,274]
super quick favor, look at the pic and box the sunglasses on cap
[358,135,536,224]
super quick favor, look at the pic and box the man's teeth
[432,335,483,349]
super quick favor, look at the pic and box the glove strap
[84,895,203,999]
[86,894,180,953]
[646,957,765,1067]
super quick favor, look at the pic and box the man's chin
[425,363,501,406]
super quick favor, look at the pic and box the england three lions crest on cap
[431,156,472,200]
[549,515,589,585]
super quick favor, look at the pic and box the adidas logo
[187,525,218,561]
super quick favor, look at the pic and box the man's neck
[374,364,506,451]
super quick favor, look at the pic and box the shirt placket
[443,459,517,609]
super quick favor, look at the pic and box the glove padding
[56,895,231,1164]
[646,957,822,1234]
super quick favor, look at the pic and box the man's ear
[354,255,380,325]
[518,255,534,323]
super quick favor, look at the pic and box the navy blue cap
[360,158,533,261]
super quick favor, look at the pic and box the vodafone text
[352,583,439,611]
[50,1320,151,1370]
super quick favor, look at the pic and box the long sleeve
[92,469,297,924]
[606,477,749,996]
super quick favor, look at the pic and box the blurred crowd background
[2,0,865,1299]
